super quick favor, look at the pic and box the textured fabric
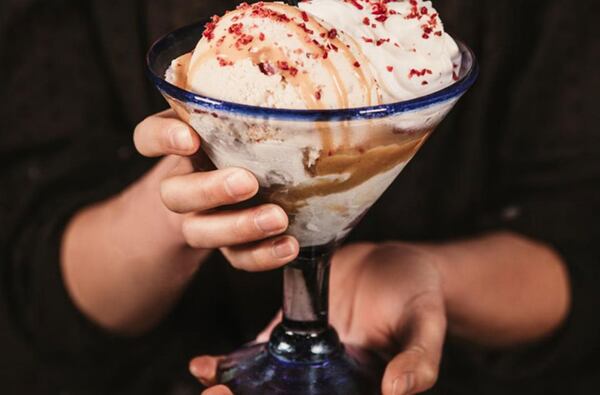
[0,1,599,394]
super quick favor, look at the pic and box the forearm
[430,232,571,348]
[61,161,208,336]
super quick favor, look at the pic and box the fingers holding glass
[134,110,200,157]
[382,304,446,395]
[181,204,290,249]
[160,168,259,213]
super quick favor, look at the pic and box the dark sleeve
[477,0,600,378]
[0,2,165,388]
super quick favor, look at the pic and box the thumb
[382,304,446,395]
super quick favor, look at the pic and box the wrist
[419,241,466,337]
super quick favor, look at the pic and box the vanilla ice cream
[164,0,465,246]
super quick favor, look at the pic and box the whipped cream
[299,0,462,102]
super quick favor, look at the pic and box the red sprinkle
[236,34,254,47]
[301,11,309,22]
[354,61,361,67]
[217,57,233,67]
[345,0,364,10]
[258,62,275,76]
[327,29,338,39]
[387,66,394,72]
[277,60,290,70]
[259,32,266,41]
[228,23,244,35]
[315,90,322,100]
[250,4,291,23]
[363,17,371,26]
[202,15,220,41]
[409,68,433,78]
[277,60,299,76]
[371,2,388,15]
[298,23,314,35]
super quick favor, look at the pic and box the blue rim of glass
[147,22,478,121]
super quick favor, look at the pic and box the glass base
[218,341,384,395]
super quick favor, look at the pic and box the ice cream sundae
[165,0,463,246]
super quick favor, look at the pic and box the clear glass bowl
[148,21,478,395]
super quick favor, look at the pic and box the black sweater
[1,1,599,394]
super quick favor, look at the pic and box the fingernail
[225,171,255,197]
[255,207,286,234]
[171,127,193,151]
[273,238,295,259]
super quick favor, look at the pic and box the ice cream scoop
[299,0,462,102]
[169,0,461,110]
[182,2,381,109]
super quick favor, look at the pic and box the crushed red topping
[298,22,315,34]
[235,34,254,48]
[353,61,361,67]
[250,3,291,23]
[345,0,364,10]
[228,23,244,35]
[277,60,299,76]
[202,15,220,41]
[408,68,432,78]
[217,57,233,67]
[258,62,275,76]
[376,38,390,46]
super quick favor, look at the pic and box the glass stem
[268,245,342,363]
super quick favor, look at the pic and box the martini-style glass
[148,23,478,395]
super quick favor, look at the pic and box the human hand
[190,242,446,395]
[132,110,300,271]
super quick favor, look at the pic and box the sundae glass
[147,1,478,393]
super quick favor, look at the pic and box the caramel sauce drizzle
[268,130,431,213]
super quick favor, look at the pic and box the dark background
[1,1,600,394]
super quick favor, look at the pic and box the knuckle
[197,178,222,209]
[226,249,252,270]
[248,246,271,271]
[233,212,256,240]
[406,344,427,357]
[160,180,183,213]
[181,219,203,248]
